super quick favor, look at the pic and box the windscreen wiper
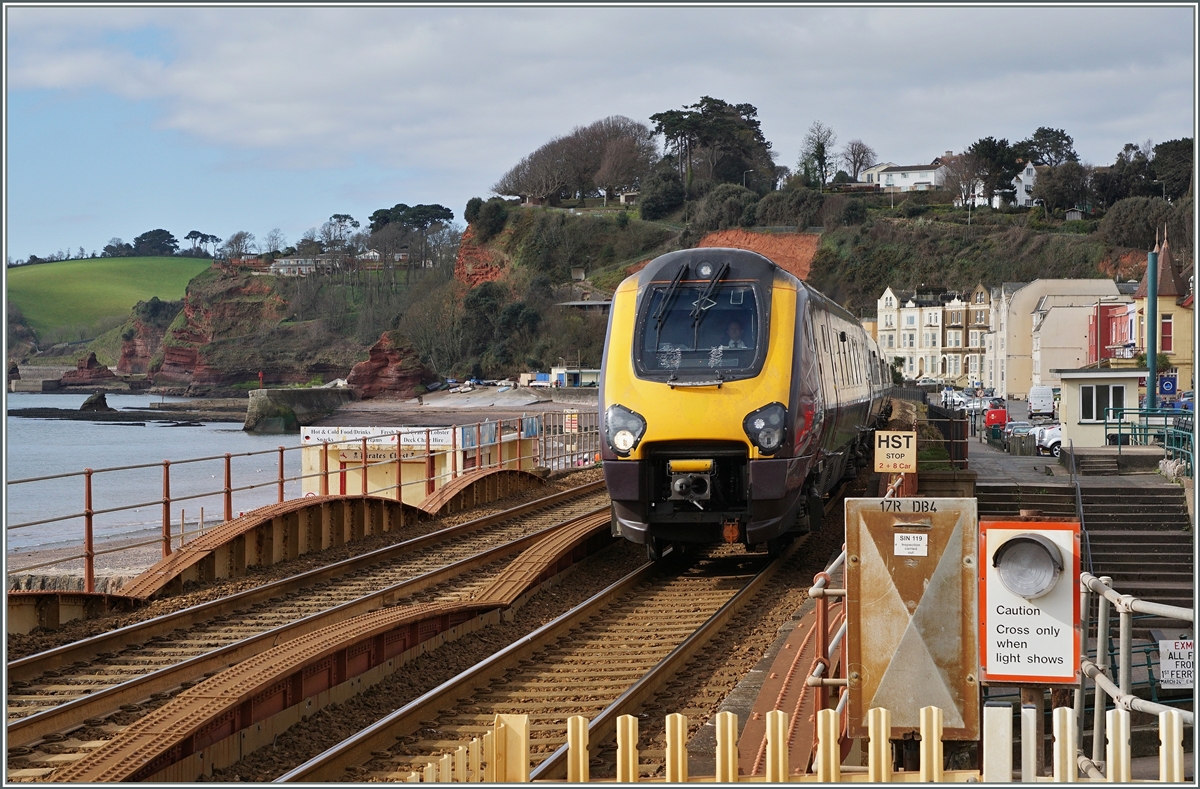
[689,261,729,340]
[652,264,688,346]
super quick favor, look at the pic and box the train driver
[722,319,748,349]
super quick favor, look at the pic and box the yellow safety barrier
[387,704,1188,782]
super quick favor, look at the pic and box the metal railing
[1102,406,1194,469]
[1074,572,1194,777]
[1068,439,1094,576]
[6,411,601,590]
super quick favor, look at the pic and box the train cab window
[635,283,765,381]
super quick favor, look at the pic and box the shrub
[689,184,758,233]
[638,168,685,221]
[464,197,484,224]
[754,188,825,228]
[475,199,510,242]
[840,199,868,226]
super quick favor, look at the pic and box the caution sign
[980,522,1080,685]
[874,431,916,473]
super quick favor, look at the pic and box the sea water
[5,393,303,554]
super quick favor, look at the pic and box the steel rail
[1080,660,1194,724]
[7,506,609,748]
[529,534,811,781]
[276,560,661,782]
[7,480,605,682]
[52,512,615,782]
[1079,572,1193,621]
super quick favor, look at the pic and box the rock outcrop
[454,224,508,287]
[80,393,115,412]
[346,332,435,400]
[117,320,166,376]
[60,352,118,386]
[150,267,358,393]
[243,387,358,433]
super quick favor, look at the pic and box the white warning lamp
[992,533,1064,599]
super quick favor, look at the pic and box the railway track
[39,509,621,783]
[281,537,808,782]
[6,483,608,764]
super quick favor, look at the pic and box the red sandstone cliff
[117,319,166,375]
[150,267,359,392]
[60,352,117,386]
[346,332,434,400]
[454,225,508,287]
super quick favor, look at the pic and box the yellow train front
[600,248,889,559]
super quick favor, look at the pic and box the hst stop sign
[874,431,917,473]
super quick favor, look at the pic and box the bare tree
[297,228,322,257]
[940,152,986,208]
[841,139,877,181]
[493,135,573,202]
[800,121,838,190]
[595,137,643,204]
[221,230,256,259]
[399,284,466,375]
[263,228,287,256]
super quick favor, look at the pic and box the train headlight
[743,402,788,455]
[993,533,1063,599]
[605,405,647,457]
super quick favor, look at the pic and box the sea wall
[243,388,358,434]
[549,388,599,406]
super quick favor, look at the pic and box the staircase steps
[1077,457,1121,475]
[978,482,1193,639]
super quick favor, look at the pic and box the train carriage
[599,248,890,559]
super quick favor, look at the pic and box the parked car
[916,377,938,386]
[982,388,995,398]
[1034,424,1062,457]
[966,397,988,414]
[1003,421,1033,448]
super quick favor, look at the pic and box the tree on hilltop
[1151,138,1194,201]
[940,152,986,208]
[1017,127,1078,167]
[799,121,837,191]
[967,136,1020,205]
[840,139,876,181]
[132,229,179,256]
[221,230,256,259]
[1031,161,1091,214]
[651,97,774,193]
[102,237,134,257]
[493,135,573,203]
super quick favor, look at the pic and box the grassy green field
[7,257,211,340]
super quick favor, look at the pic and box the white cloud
[4,4,1194,257]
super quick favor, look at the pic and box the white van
[1028,385,1055,418]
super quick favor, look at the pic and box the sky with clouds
[4,3,1196,261]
